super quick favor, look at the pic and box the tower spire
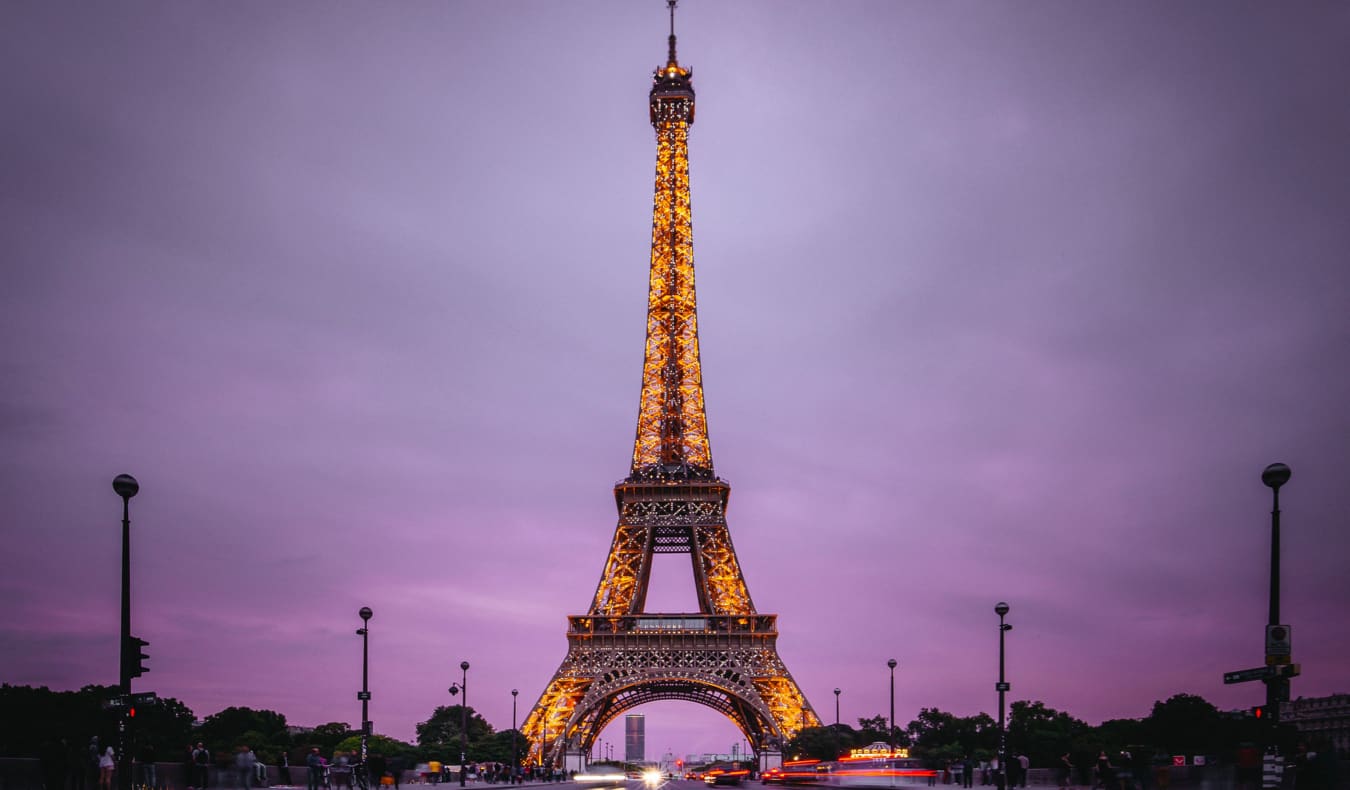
[636,0,703,479]
[667,0,678,68]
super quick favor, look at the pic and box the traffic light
[125,636,150,678]
[128,707,137,719]
[1251,705,1265,719]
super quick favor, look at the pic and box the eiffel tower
[521,1,819,768]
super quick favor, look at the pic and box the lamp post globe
[995,601,1009,617]
[113,474,140,500]
[1262,463,1291,489]
[360,607,373,621]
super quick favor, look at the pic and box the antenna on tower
[667,0,678,66]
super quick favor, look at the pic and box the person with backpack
[193,743,212,789]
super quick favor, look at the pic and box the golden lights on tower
[520,2,819,768]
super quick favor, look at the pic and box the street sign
[103,695,129,710]
[995,682,1010,692]
[130,692,159,705]
[1224,666,1274,684]
[357,691,371,701]
[1225,664,1300,684]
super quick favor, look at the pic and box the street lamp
[112,474,140,790]
[887,659,897,753]
[834,688,841,727]
[1261,463,1292,742]
[995,602,1012,790]
[511,689,519,783]
[448,661,470,787]
[356,607,373,782]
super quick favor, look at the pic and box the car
[702,769,749,786]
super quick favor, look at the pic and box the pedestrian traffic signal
[128,707,136,718]
[126,636,150,678]
[1251,705,1265,719]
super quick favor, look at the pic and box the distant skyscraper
[625,714,645,762]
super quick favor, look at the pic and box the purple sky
[3,1,1349,759]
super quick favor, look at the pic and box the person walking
[306,750,324,790]
[368,754,387,790]
[88,738,104,790]
[99,747,116,790]
[139,742,158,790]
[963,757,975,789]
[236,747,257,790]
[1058,754,1074,790]
[1094,753,1113,790]
[41,738,71,790]
[193,743,212,790]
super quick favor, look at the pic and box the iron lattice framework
[521,5,818,768]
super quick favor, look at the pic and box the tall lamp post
[448,661,470,787]
[886,659,897,753]
[356,607,373,780]
[1262,463,1292,747]
[994,602,1012,790]
[834,688,841,727]
[511,689,519,782]
[113,474,140,790]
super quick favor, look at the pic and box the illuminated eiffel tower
[521,1,819,769]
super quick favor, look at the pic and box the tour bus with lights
[791,744,937,788]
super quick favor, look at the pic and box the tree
[130,696,196,757]
[333,734,419,764]
[906,709,995,766]
[197,707,290,761]
[785,727,844,761]
[856,715,907,749]
[1142,694,1220,755]
[415,706,494,761]
[475,730,525,764]
[1006,701,1087,768]
[300,723,356,760]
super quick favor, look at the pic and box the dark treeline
[0,685,523,768]
[787,693,1310,779]
[3,684,1327,780]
